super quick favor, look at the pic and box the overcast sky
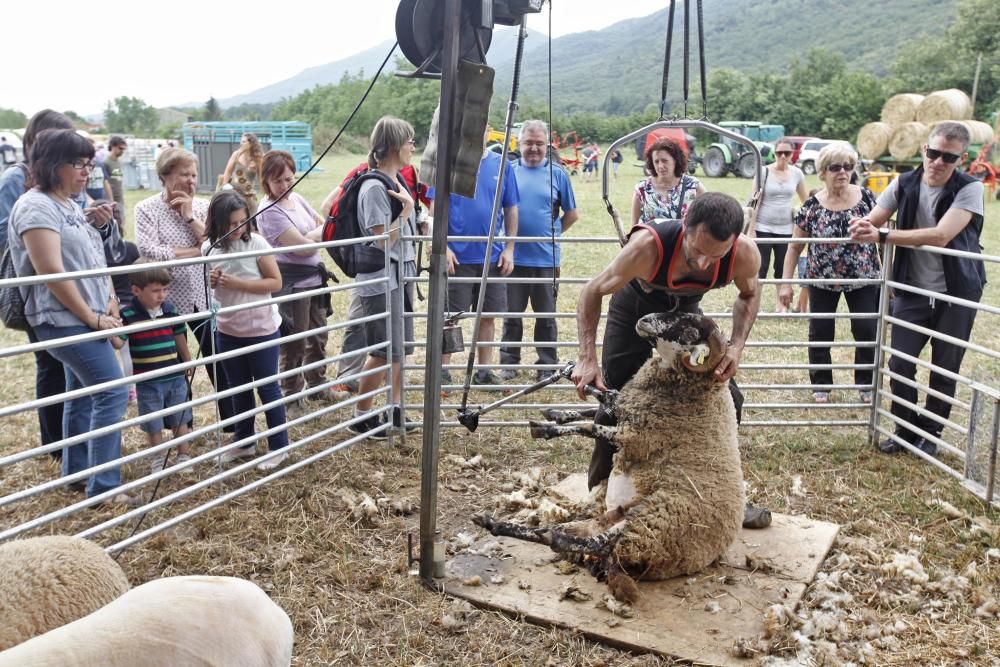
[4,0,667,118]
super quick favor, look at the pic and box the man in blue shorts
[429,140,519,385]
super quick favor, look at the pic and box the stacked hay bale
[857,89,981,162]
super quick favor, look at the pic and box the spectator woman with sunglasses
[750,138,807,312]
[7,128,133,504]
[778,143,881,405]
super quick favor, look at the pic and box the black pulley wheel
[395,0,493,73]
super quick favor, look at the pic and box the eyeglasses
[924,147,962,164]
[826,163,855,173]
[775,150,792,157]
[68,159,96,171]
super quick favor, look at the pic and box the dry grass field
[1,150,998,665]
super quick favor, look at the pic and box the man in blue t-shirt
[499,120,578,382]
[428,146,519,385]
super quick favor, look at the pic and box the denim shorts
[797,256,807,278]
[136,375,192,434]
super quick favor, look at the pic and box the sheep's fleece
[0,535,130,650]
[0,576,294,667]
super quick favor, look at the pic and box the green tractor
[701,121,783,178]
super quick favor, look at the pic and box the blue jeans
[218,331,288,452]
[33,324,128,497]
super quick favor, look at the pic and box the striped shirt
[120,297,188,385]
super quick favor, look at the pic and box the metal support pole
[986,400,999,505]
[868,241,894,446]
[419,0,461,584]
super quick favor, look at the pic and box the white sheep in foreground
[0,575,294,667]
[0,535,130,650]
[475,311,745,602]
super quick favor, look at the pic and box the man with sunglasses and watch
[849,121,985,457]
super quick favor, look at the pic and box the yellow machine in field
[861,170,897,195]
[486,123,520,154]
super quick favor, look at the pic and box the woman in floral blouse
[779,143,881,404]
[630,136,705,226]
[135,148,235,427]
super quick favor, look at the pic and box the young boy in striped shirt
[113,265,194,473]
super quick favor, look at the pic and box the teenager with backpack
[321,162,428,397]
[346,116,418,438]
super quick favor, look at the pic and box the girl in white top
[751,139,808,312]
[202,191,288,470]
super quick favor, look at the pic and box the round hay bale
[928,120,995,146]
[880,94,924,124]
[916,89,972,123]
[962,120,995,145]
[857,122,894,159]
[888,122,930,160]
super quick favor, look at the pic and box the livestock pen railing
[0,232,996,555]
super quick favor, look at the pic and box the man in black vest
[850,121,985,457]
[573,192,767,525]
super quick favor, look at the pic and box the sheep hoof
[528,420,556,439]
[742,503,772,529]
[607,565,640,604]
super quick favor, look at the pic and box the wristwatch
[878,227,890,243]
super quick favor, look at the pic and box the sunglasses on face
[924,147,962,164]
[826,163,854,173]
[775,150,792,157]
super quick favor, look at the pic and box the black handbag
[0,246,29,331]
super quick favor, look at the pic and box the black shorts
[448,263,507,315]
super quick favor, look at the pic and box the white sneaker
[813,391,831,404]
[257,451,289,471]
[217,444,256,464]
[175,453,195,474]
[150,454,169,475]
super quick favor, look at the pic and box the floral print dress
[794,188,881,291]
[634,174,701,223]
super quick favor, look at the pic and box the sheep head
[635,311,727,374]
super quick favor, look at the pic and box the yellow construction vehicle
[486,123,520,155]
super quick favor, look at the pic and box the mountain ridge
[202,1,955,114]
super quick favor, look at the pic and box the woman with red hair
[631,137,706,226]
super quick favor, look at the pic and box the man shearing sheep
[572,192,771,528]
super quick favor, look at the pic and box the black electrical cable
[114,39,400,558]
[210,41,399,251]
[683,0,690,118]
[548,1,557,300]
[659,0,676,119]
[697,0,708,119]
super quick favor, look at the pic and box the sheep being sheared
[474,311,745,602]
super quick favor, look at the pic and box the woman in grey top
[348,116,417,438]
[751,138,807,312]
[7,129,132,504]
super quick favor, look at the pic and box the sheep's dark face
[635,312,726,373]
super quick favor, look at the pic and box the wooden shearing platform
[444,474,840,666]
